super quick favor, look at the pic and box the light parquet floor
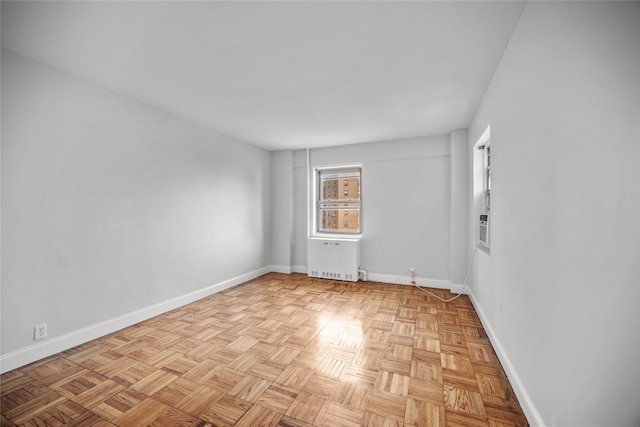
[1,273,528,426]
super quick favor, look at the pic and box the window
[316,167,361,234]
[474,125,491,250]
[484,144,491,212]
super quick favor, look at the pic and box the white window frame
[474,125,491,251]
[313,164,362,237]
[483,143,491,213]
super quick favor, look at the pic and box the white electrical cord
[415,246,480,303]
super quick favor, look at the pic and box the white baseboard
[292,265,308,274]
[366,272,452,290]
[0,266,271,374]
[466,288,545,427]
[269,265,293,274]
[449,283,469,295]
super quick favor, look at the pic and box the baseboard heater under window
[307,238,360,282]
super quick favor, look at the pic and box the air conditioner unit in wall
[308,238,360,282]
[479,214,489,247]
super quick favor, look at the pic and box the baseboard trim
[292,265,308,274]
[467,288,545,427]
[366,272,452,290]
[449,283,469,295]
[269,265,293,274]
[0,266,271,374]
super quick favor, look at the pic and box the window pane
[319,208,360,232]
[319,169,360,201]
[317,167,361,234]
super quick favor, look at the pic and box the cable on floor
[414,246,480,303]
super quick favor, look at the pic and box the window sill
[311,233,363,240]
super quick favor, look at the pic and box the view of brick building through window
[319,169,360,233]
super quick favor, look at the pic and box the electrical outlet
[34,323,47,341]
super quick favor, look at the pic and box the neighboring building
[320,174,360,232]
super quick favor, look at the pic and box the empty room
[1,1,639,426]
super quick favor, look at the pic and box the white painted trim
[292,265,308,274]
[0,266,271,374]
[449,283,469,295]
[269,265,293,274]
[310,163,364,239]
[467,287,546,427]
[365,273,451,290]
[275,269,455,294]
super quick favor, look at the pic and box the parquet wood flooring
[1,273,528,426]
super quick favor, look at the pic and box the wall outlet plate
[34,323,47,341]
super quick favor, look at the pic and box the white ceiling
[1,1,526,151]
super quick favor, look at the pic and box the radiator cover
[307,238,360,282]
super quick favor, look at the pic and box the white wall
[292,150,310,272]
[269,150,294,272]
[1,50,271,368]
[468,2,640,426]
[291,136,453,285]
[450,129,469,286]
